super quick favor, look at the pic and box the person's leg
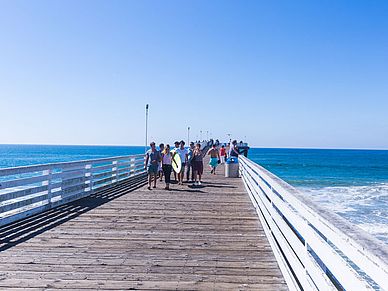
[191,164,194,181]
[186,163,190,182]
[179,163,185,185]
[153,172,157,187]
[199,162,203,184]
[148,173,152,189]
[164,165,171,189]
[193,170,198,185]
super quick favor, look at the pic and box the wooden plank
[0,156,287,290]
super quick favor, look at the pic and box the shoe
[147,186,151,190]
[193,182,198,186]
[153,185,156,188]
[198,181,202,185]
[186,180,189,183]
[210,170,213,174]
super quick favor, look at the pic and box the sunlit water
[248,148,388,244]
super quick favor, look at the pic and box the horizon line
[0,142,387,151]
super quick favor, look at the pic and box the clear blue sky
[1,0,387,149]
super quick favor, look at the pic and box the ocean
[248,148,388,245]
[1,145,387,244]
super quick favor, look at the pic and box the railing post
[42,169,53,204]
[85,163,93,195]
[112,160,118,184]
[131,158,135,176]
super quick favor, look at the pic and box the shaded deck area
[0,158,287,290]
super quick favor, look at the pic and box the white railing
[0,154,146,227]
[237,142,249,148]
[239,156,388,291]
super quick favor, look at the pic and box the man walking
[207,144,220,174]
[175,140,189,185]
[173,141,180,181]
[186,142,195,182]
[145,142,162,190]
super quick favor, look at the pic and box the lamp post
[145,104,149,153]
[188,127,190,144]
[200,131,202,141]
[227,133,231,145]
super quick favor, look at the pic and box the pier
[1,148,388,290]
[0,154,287,290]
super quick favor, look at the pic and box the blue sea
[1,145,387,244]
[248,148,388,244]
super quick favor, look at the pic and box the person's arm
[217,150,220,159]
[158,152,162,163]
[206,149,211,156]
[145,153,149,169]
[185,153,189,163]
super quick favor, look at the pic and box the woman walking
[161,144,175,190]
[192,143,204,186]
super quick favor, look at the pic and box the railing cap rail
[0,154,145,177]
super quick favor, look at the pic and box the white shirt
[175,148,188,163]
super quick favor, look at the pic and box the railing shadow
[0,174,147,252]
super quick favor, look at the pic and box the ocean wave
[298,185,388,244]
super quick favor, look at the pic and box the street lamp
[200,131,202,141]
[188,127,190,144]
[145,104,149,153]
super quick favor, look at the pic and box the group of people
[144,140,238,190]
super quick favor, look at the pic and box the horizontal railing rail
[0,154,146,227]
[239,155,388,291]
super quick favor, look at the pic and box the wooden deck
[0,157,288,290]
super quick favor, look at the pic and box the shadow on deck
[0,158,287,290]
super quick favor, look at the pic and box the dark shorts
[193,161,203,174]
[147,164,158,174]
[180,162,186,173]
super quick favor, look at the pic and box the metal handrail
[239,155,388,291]
[0,154,146,227]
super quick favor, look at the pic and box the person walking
[192,143,204,186]
[229,140,239,157]
[173,141,180,182]
[175,140,189,185]
[220,144,226,164]
[161,144,175,190]
[158,143,164,181]
[207,144,220,174]
[145,142,161,190]
[186,142,195,182]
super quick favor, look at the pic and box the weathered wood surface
[0,157,287,290]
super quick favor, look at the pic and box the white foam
[298,185,388,244]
